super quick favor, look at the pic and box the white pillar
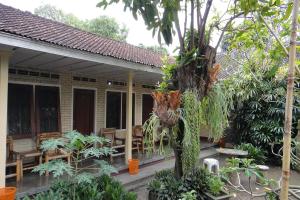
[125,71,133,164]
[0,51,10,187]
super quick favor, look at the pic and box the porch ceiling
[4,46,163,85]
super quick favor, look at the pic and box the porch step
[117,147,218,192]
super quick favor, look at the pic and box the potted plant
[204,176,233,200]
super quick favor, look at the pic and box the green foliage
[148,169,185,200]
[34,4,128,41]
[33,130,117,183]
[235,143,267,164]
[23,175,136,200]
[98,0,179,45]
[180,190,197,200]
[225,67,300,156]
[157,57,177,92]
[182,90,201,173]
[182,167,212,196]
[144,87,230,173]
[207,176,224,196]
[148,168,215,199]
[202,84,231,142]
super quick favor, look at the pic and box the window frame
[105,89,136,130]
[7,81,61,139]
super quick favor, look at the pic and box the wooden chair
[100,128,126,163]
[12,138,43,179]
[37,132,71,176]
[6,136,21,182]
[132,125,144,153]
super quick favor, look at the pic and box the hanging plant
[182,90,202,173]
[152,90,181,127]
[202,84,231,142]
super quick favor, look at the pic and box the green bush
[235,143,267,164]
[207,176,224,196]
[182,167,212,196]
[23,175,136,200]
[148,168,212,199]
[225,68,300,163]
[148,169,184,200]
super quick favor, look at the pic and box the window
[36,86,60,133]
[106,91,135,129]
[8,84,33,137]
[7,83,61,138]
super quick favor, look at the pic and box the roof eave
[0,32,163,74]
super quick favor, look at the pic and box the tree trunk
[173,118,185,178]
[280,0,299,199]
[172,45,217,177]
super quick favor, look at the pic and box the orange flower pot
[128,159,139,175]
[0,187,16,200]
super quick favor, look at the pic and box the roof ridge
[0,2,163,57]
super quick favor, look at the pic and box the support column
[125,71,133,164]
[0,51,10,187]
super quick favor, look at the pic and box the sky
[0,0,227,54]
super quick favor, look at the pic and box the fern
[202,84,230,142]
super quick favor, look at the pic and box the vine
[182,90,202,173]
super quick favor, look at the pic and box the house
[0,3,240,189]
[0,3,164,187]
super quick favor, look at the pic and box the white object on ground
[203,158,220,175]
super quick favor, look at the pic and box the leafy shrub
[23,175,136,200]
[148,169,184,200]
[225,68,300,162]
[207,176,224,196]
[235,143,267,164]
[148,168,212,199]
[182,167,212,196]
[180,190,197,200]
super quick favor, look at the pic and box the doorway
[73,88,95,135]
[142,94,154,124]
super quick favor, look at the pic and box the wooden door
[142,94,154,124]
[73,89,95,135]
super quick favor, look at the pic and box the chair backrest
[37,132,62,148]
[100,128,116,143]
[133,125,143,137]
[6,136,14,159]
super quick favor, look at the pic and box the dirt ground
[133,156,300,200]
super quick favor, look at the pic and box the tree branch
[174,10,185,54]
[259,14,300,76]
[215,12,244,49]
[197,0,202,47]
[198,0,213,49]
[189,0,195,50]
[183,0,188,43]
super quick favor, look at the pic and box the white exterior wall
[8,72,154,150]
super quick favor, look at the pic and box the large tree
[98,0,292,178]
[34,4,128,41]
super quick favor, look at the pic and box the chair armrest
[58,149,70,155]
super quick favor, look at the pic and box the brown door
[142,94,154,124]
[73,89,95,135]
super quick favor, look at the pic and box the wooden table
[216,148,248,158]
